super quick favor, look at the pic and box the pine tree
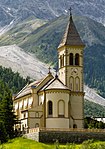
[0,121,8,143]
[0,80,17,140]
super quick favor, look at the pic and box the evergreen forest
[0,66,30,94]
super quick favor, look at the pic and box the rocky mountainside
[84,85,105,107]
[0,0,105,28]
[0,45,50,80]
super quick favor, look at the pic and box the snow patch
[65,10,68,13]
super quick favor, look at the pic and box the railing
[28,127,105,133]
[29,127,40,133]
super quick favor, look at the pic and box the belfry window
[60,56,62,68]
[62,54,64,67]
[69,53,73,65]
[75,54,79,65]
[48,101,53,116]
[60,55,64,67]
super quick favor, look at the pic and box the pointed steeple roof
[58,11,85,49]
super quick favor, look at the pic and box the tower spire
[58,7,85,49]
[69,7,72,20]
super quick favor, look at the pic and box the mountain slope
[0,0,105,27]
[84,85,105,107]
[84,99,105,117]
[0,16,46,36]
[0,45,49,80]
[1,15,105,60]
[0,0,105,46]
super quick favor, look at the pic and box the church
[13,12,85,132]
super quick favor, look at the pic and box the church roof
[14,79,42,99]
[40,76,69,91]
[14,73,54,99]
[58,14,85,48]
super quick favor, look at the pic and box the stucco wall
[46,92,70,128]
[46,118,69,128]
[46,92,69,118]
[70,94,84,128]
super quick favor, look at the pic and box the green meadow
[0,138,105,149]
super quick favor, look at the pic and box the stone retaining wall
[25,132,39,142]
[25,130,105,143]
[39,131,105,143]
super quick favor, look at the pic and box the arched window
[58,100,65,117]
[69,53,73,65]
[75,77,80,91]
[48,101,53,116]
[75,53,79,65]
[70,77,74,91]
[60,56,62,68]
[62,54,64,67]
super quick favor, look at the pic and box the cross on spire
[48,66,51,74]
[69,7,72,16]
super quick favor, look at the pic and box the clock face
[71,68,78,75]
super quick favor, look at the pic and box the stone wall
[25,132,39,142]
[39,131,105,143]
[25,130,105,143]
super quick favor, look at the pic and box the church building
[13,12,85,131]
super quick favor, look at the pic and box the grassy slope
[1,138,105,149]
[0,16,47,46]
[1,15,105,65]
[84,100,105,117]
[1,15,105,66]
[1,138,52,149]
[0,15,67,66]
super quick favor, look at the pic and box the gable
[14,73,53,100]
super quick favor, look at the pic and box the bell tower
[58,10,85,93]
[57,9,85,128]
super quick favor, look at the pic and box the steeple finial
[48,66,51,74]
[69,7,72,20]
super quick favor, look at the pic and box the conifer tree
[0,80,17,140]
[0,121,8,143]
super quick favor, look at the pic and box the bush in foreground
[0,138,105,149]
